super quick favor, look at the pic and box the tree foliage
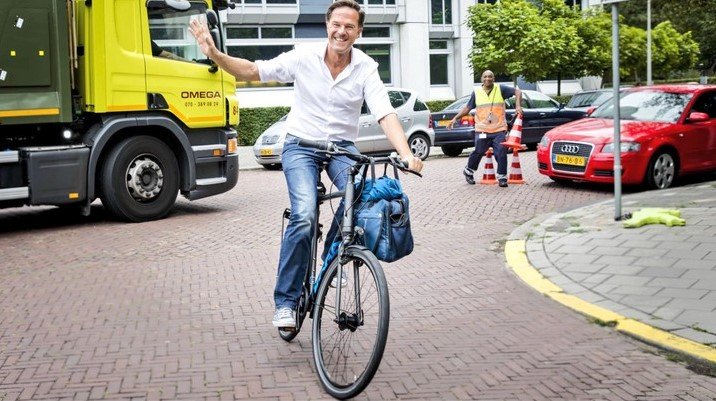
[620,0,716,73]
[465,0,702,85]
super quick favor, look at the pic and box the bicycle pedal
[278,327,296,333]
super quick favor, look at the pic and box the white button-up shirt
[255,42,395,142]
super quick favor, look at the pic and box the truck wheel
[100,136,179,222]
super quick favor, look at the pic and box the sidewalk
[506,181,716,366]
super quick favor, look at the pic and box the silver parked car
[253,88,434,169]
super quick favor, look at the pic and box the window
[355,44,391,84]
[431,0,452,25]
[226,25,295,88]
[413,98,429,112]
[691,92,716,118]
[354,0,397,4]
[226,26,293,40]
[526,91,558,108]
[226,27,258,39]
[429,40,450,86]
[226,25,294,61]
[233,0,297,3]
[388,91,406,108]
[362,27,390,38]
[148,4,208,62]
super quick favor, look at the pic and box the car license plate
[437,120,452,128]
[554,154,585,166]
[260,149,273,156]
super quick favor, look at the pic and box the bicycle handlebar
[297,138,422,177]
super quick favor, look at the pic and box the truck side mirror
[146,0,191,11]
[205,9,220,73]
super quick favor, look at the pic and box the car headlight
[539,135,549,148]
[602,142,641,153]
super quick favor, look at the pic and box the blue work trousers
[466,130,508,179]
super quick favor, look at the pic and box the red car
[537,85,716,189]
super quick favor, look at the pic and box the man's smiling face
[326,6,362,57]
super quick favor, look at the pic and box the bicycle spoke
[314,253,385,390]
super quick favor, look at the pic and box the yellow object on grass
[623,208,685,228]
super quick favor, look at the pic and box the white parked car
[253,88,434,169]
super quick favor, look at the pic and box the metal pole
[612,4,622,220]
[646,0,652,85]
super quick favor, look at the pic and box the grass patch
[587,316,617,327]
[658,350,716,377]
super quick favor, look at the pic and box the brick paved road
[1,151,715,400]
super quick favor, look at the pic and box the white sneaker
[330,270,348,288]
[272,307,296,328]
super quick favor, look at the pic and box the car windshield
[567,91,611,108]
[590,90,692,123]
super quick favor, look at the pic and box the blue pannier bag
[354,175,414,263]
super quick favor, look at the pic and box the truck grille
[551,141,593,173]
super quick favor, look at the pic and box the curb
[504,239,716,366]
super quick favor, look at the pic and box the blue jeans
[466,130,508,179]
[274,135,358,309]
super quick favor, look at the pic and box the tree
[466,0,610,94]
[651,21,700,79]
[620,0,715,75]
[466,0,581,89]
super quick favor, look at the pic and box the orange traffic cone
[480,147,497,185]
[508,147,525,184]
[501,115,523,150]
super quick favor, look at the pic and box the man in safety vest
[448,70,523,187]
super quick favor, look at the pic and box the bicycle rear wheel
[311,247,389,399]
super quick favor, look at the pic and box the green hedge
[236,106,290,146]
[426,100,454,112]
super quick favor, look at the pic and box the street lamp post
[647,0,652,85]
[589,0,629,220]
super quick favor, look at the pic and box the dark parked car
[431,90,587,156]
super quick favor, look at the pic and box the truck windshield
[149,3,210,63]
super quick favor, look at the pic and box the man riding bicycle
[189,0,423,329]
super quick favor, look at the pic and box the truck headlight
[602,142,640,153]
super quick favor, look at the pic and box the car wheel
[408,133,431,160]
[645,150,678,190]
[440,145,464,157]
[262,163,282,171]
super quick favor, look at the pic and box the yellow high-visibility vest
[474,85,507,133]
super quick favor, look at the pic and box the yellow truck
[0,0,239,222]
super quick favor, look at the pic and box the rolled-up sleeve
[255,48,301,83]
[363,65,395,122]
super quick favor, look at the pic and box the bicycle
[277,138,420,399]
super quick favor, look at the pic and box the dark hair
[326,0,365,28]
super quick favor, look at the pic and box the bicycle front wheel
[311,247,389,399]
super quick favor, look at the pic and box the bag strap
[381,162,400,180]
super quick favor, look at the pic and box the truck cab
[0,0,239,222]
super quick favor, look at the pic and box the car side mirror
[586,106,596,116]
[687,111,710,123]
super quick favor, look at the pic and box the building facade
[217,0,590,107]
